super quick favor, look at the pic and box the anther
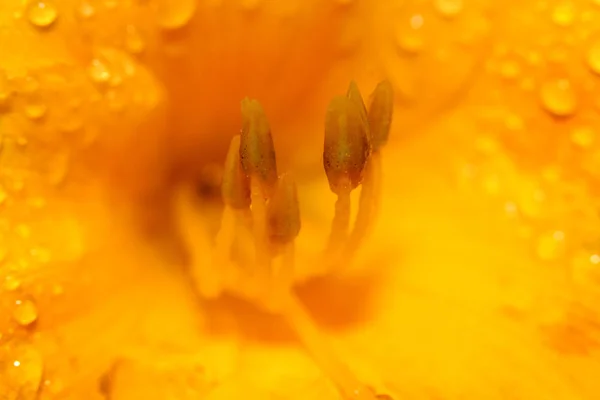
[239,98,278,191]
[347,80,369,138]
[367,80,394,152]
[266,173,301,246]
[222,135,251,209]
[323,96,371,195]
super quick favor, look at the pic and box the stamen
[328,179,352,250]
[182,82,394,400]
[344,80,393,256]
[240,98,278,192]
[239,98,280,296]
[249,176,271,294]
[323,95,370,253]
[323,96,371,195]
[347,81,370,138]
[222,135,251,210]
[265,174,301,309]
[344,157,377,258]
[266,173,301,246]
[209,135,252,298]
[367,80,394,152]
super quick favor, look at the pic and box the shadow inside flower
[199,251,398,344]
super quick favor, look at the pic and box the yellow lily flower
[2,0,600,399]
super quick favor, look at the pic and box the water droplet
[571,126,595,148]
[78,1,95,18]
[4,275,21,291]
[410,14,424,29]
[434,0,463,18]
[24,100,47,120]
[586,40,600,75]
[0,341,44,398]
[27,0,58,28]
[395,15,425,54]
[88,58,111,84]
[552,2,576,27]
[156,0,197,30]
[13,299,38,326]
[537,230,566,260]
[396,32,423,54]
[88,49,138,87]
[540,79,578,117]
[125,25,145,54]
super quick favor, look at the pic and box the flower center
[176,80,394,400]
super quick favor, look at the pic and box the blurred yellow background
[1,0,600,399]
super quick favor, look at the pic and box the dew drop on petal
[156,0,196,30]
[410,14,424,29]
[27,0,58,28]
[88,58,111,84]
[540,79,578,117]
[0,342,44,398]
[23,98,47,120]
[396,31,423,54]
[395,15,425,54]
[13,299,38,326]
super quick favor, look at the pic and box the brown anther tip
[222,135,251,209]
[323,95,371,195]
[266,173,301,245]
[239,98,278,190]
[368,80,394,152]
